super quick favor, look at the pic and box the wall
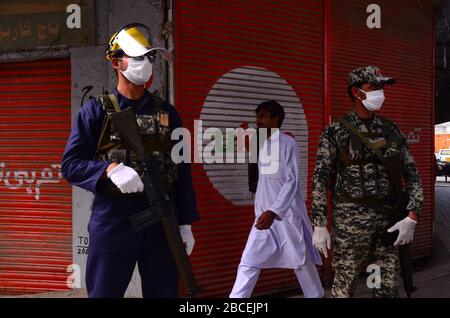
[436,134,450,152]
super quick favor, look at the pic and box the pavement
[3,179,450,299]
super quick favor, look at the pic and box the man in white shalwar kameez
[230,100,324,298]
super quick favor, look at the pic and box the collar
[269,128,280,142]
[113,87,152,112]
[349,109,386,134]
[349,110,375,133]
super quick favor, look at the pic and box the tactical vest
[95,93,178,197]
[335,115,405,203]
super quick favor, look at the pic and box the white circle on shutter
[200,66,308,206]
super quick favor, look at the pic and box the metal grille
[200,66,309,205]
[175,0,325,297]
[0,58,72,295]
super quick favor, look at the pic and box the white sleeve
[268,141,300,220]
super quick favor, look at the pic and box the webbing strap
[108,93,122,113]
[338,117,383,161]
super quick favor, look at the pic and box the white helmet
[106,23,171,62]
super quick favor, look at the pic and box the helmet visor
[113,25,171,62]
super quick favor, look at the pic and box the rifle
[382,153,418,298]
[109,105,200,297]
[339,117,417,298]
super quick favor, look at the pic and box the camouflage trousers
[331,201,400,298]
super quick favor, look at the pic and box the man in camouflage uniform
[311,66,424,298]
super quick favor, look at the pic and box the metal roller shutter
[329,0,435,257]
[175,0,325,297]
[0,58,72,295]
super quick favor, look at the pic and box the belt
[333,194,395,207]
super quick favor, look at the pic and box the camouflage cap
[347,66,396,88]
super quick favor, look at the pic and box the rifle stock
[399,243,417,298]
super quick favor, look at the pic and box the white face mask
[120,57,152,85]
[358,88,385,112]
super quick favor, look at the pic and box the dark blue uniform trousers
[86,222,179,298]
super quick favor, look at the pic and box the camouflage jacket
[311,110,424,227]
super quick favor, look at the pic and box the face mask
[120,57,152,85]
[358,88,385,112]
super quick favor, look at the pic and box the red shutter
[329,0,435,257]
[175,0,325,297]
[0,58,72,295]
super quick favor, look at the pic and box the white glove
[179,225,195,256]
[387,216,417,247]
[107,163,144,194]
[313,226,331,258]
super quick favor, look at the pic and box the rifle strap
[338,117,383,161]
[98,94,121,113]
[99,92,164,114]
[108,93,122,112]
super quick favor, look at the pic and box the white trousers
[229,256,324,298]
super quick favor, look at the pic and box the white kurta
[240,130,322,269]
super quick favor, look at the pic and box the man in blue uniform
[61,24,199,298]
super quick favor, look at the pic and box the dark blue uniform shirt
[62,88,199,240]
